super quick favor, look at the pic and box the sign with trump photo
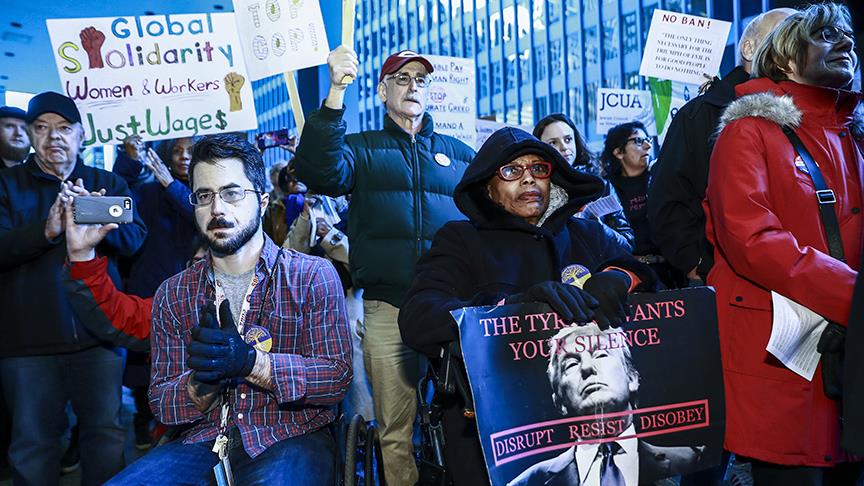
[453,287,724,485]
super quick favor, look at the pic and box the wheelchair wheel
[344,414,365,486]
[364,423,386,486]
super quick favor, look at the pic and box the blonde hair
[752,3,854,82]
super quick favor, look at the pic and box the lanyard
[207,247,284,460]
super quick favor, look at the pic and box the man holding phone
[0,91,146,485]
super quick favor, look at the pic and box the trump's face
[550,332,639,416]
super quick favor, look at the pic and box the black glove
[582,270,631,329]
[188,300,257,384]
[509,281,599,324]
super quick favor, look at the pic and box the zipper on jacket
[411,134,423,259]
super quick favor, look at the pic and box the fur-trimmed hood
[717,78,864,139]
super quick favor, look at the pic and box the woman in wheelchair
[398,127,657,485]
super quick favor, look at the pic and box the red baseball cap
[379,50,434,82]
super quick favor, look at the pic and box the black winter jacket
[398,127,656,485]
[294,103,475,306]
[0,157,146,356]
[647,66,750,278]
[399,127,657,357]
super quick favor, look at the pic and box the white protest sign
[424,55,476,147]
[596,88,656,136]
[639,10,731,85]
[231,0,329,80]
[47,13,257,147]
[475,119,531,151]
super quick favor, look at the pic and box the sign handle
[339,0,357,85]
[284,70,304,136]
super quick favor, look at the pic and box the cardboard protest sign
[649,78,698,145]
[639,10,731,85]
[424,55,476,147]
[231,0,329,80]
[596,88,656,136]
[476,119,531,151]
[47,13,257,146]
[453,288,725,486]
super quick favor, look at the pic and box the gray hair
[736,8,797,66]
[752,3,854,82]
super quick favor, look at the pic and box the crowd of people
[0,2,861,486]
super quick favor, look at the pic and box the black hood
[455,127,604,230]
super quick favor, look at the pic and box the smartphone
[73,196,134,224]
[256,128,295,151]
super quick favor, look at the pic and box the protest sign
[453,288,725,485]
[649,78,698,145]
[639,10,731,85]
[475,119,531,151]
[231,0,329,80]
[596,88,656,136]
[424,55,476,147]
[47,13,257,146]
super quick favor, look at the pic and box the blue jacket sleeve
[293,102,357,197]
[113,152,154,191]
[162,181,194,224]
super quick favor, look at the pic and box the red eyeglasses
[496,161,553,181]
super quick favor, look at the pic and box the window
[585,27,598,65]
[550,39,563,77]
[492,62,502,95]
[602,17,618,61]
[586,82,598,130]
[568,88,582,126]
[567,34,581,72]
[465,24,475,56]
[604,75,621,89]
[533,45,547,80]
[548,0,562,23]
[623,13,638,55]
[479,65,489,98]
[534,95,548,119]
[625,71,641,89]
[551,91,564,114]
[519,51,530,86]
[506,56,516,90]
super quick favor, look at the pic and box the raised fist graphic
[80,27,106,69]
[224,72,246,112]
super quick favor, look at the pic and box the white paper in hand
[767,292,829,381]
[581,194,624,219]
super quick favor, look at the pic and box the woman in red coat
[704,4,862,484]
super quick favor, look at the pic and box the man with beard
[105,134,352,485]
[509,324,706,486]
[0,106,29,168]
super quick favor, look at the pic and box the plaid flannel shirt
[149,236,352,458]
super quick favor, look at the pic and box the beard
[199,206,262,256]
[0,144,30,164]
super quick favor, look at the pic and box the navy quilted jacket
[294,103,475,306]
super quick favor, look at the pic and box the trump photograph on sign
[508,324,706,486]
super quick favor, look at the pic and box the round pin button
[434,153,451,167]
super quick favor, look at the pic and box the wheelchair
[416,342,475,486]
[340,412,385,486]
[151,409,384,486]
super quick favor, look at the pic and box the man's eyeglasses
[627,136,651,146]
[386,73,431,88]
[189,187,262,206]
[496,161,553,181]
[814,26,854,44]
